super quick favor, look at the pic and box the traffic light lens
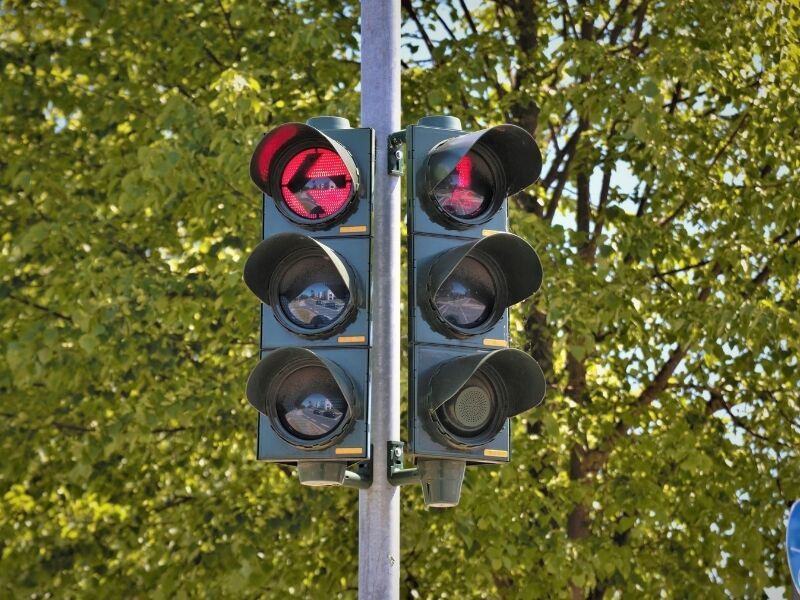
[434,257,495,329]
[275,365,347,440]
[436,373,497,437]
[280,147,354,221]
[432,151,493,219]
[277,254,350,330]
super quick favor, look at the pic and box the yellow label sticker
[340,225,368,233]
[481,229,502,237]
[483,338,508,347]
[483,449,509,458]
[338,335,366,344]
[335,448,364,455]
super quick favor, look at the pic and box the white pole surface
[359,1,401,599]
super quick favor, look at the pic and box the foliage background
[1,0,799,598]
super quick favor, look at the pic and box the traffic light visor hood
[428,232,543,309]
[425,124,542,201]
[243,233,353,307]
[250,122,360,199]
[246,348,356,415]
[429,348,546,418]
[246,348,357,449]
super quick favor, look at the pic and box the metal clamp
[387,130,406,176]
[342,457,373,490]
[387,441,419,486]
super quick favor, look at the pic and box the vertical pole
[359,1,401,600]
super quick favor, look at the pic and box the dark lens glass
[275,365,347,439]
[437,373,497,437]
[277,254,350,330]
[432,151,494,219]
[434,257,495,329]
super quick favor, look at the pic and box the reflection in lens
[277,254,350,330]
[275,365,347,439]
[434,257,495,329]
[432,151,494,219]
[437,372,497,438]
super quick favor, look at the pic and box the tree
[401,1,800,597]
[1,0,798,598]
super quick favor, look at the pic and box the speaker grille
[453,386,491,428]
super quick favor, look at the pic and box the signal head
[250,123,360,227]
[424,233,543,338]
[426,348,545,449]
[246,347,357,450]
[424,124,542,228]
[243,233,358,339]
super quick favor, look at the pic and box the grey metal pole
[359,1,401,599]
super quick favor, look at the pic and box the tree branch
[542,121,585,189]
[628,0,650,54]
[606,0,631,45]
[433,7,456,40]
[9,293,73,322]
[544,162,572,223]
[155,495,195,513]
[709,112,750,167]
[659,195,690,228]
[750,231,800,286]
[581,160,613,262]
[457,0,478,35]
[215,0,238,44]
[402,0,437,64]
[652,259,711,278]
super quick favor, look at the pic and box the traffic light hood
[243,232,353,306]
[425,124,542,199]
[428,348,546,418]
[427,232,543,307]
[245,347,357,419]
[249,122,360,197]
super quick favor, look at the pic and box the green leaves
[0,0,361,596]
[1,0,798,598]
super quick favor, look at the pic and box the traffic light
[243,117,373,488]
[400,115,546,506]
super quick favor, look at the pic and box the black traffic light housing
[414,122,541,234]
[250,119,370,234]
[396,115,546,506]
[248,346,370,486]
[243,116,374,488]
[413,232,543,346]
[244,233,369,346]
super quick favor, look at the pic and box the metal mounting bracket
[387,130,406,176]
[342,453,373,489]
[387,440,420,486]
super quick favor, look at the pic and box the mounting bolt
[387,130,406,176]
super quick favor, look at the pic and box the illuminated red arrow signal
[280,147,354,220]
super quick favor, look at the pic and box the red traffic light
[431,152,493,219]
[250,123,360,226]
[424,124,542,228]
[280,147,354,220]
